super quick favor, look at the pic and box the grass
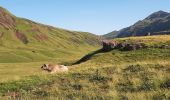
[0,35,170,100]
[116,35,170,46]
[0,61,169,99]
[0,8,100,63]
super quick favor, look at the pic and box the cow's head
[41,64,48,70]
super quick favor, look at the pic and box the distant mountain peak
[146,10,170,20]
[103,10,170,38]
[155,10,168,14]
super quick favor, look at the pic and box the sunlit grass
[0,35,170,99]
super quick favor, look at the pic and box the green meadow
[0,35,169,100]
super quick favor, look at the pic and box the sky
[0,0,170,35]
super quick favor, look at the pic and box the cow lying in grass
[41,64,68,73]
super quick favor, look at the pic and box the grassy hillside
[0,35,169,99]
[0,7,100,63]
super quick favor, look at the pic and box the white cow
[41,64,68,73]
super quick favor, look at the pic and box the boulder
[119,43,147,51]
[102,40,118,51]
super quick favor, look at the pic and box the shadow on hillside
[73,48,108,65]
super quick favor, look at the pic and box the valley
[0,35,170,99]
[0,6,169,100]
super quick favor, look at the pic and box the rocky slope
[104,11,170,38]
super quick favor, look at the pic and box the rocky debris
[116,42,148,51]
[102,39,170,51]
[102,40,148,51]
[102,40,118,51]
[118,43,147,51]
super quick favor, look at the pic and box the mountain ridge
[103,10,170,38]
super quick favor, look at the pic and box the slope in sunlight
[0,35,169,99]
[0,7,101,63]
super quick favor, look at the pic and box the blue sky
[0,0,170,35]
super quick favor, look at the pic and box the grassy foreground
[0,35,170,100]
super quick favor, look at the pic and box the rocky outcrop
[116,42,147,51]
[102,40,147,51]
[102,40,118,51]
[102,40,170,51]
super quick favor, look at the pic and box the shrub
[72,84,83,90]
[89,69,112,83]
[153,93,170,100]
[124,64,143,73]
[139,80,157,91]
[102,67,116,75]
[119,95,129,100]
[116,81,136,92]
[33,90,49,97]
[160,79,170,89]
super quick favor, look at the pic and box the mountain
[102,30,118,39]
[0,7,100,63]
[103,11,170,38]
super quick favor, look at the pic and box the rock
[123,44,136,51]
[101,39,169,52]
[120,43,147,51]
[102,40,118,51]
